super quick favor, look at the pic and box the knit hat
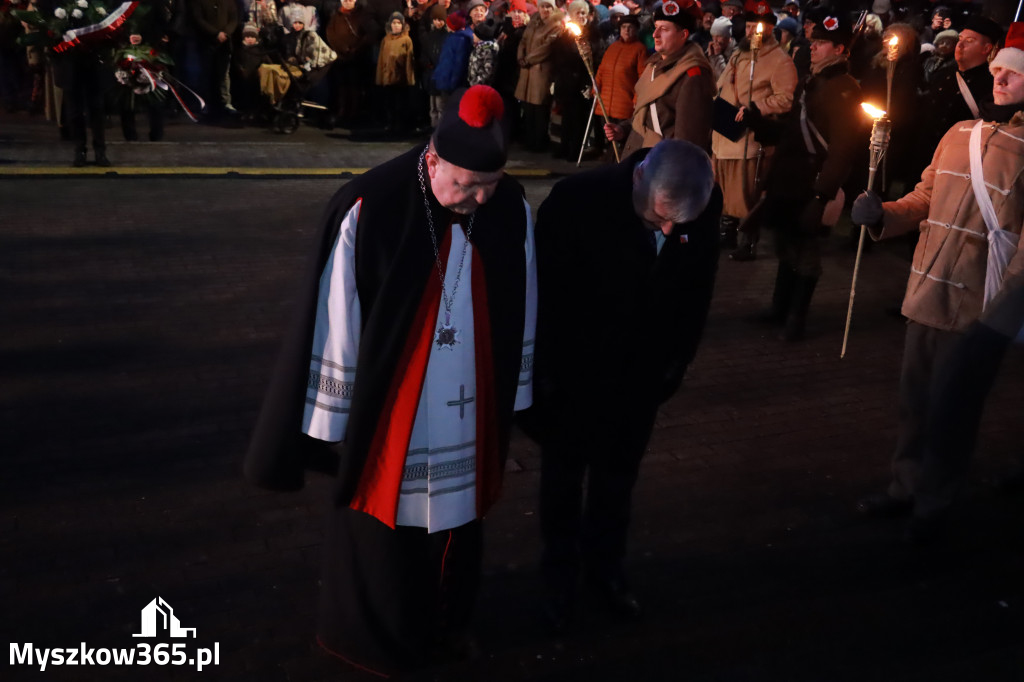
[466,0,487,15]
[446,11,467,31]
[433,85,507,172]
[934,28,958,44]
[777,16,799,36]
[242,22,259,37]
[567,0,590,17]
[710,16,733,37]
[653,0,700,32]
[702,1,721,18]
[810,11,852,47]
[963,15,1004,46]
[609,4,630,16]
[991,22,1024,76]
[744,0,776,25]
[870,0,891,15]
[474,17,499,40]
[388,10,406,29]
[429,4,448,21]
[509,0,529,12]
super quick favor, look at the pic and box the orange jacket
[594,39,647,120]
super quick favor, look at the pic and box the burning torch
[840,103,891,359]
[566,20,620,162]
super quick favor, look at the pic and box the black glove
[851,190,884,227]
[798,197,826,235]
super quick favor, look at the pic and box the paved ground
[2,113,1024,682]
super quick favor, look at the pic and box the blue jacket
[432,28,474,93]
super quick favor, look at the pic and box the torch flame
[756,22,763,34]
[566,21,581,37]
[861,102,886,119]
[889,35,899,47]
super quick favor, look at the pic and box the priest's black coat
[532,148,722,416]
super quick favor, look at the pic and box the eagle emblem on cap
[663,1,681,16]
[823,15,839,30]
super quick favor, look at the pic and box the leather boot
[780,274,818,341]
[72,146,88,167]
[754,263,796,326]
[719,215,739,249]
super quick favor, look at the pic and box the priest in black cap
[243,84,536,675]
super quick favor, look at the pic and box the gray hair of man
[632,139,715,228]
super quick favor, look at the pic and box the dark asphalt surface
[2,114,1024,681]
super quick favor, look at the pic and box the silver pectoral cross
[446,384,475,419]
[435,312,461,350]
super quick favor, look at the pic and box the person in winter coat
[706,15,735,80]
[192,0,240,117]
[432,11,473,95]
[604,0,715,157]
[850,24,1024,543]
[922,29,957,88]
[417,3,448,127]
[713,1,798,261]
[515,0,563,151]
[858,22,922,198]
[594,15,647,126]
[468,17,500,86]
[376,10,416,132]
[326,0,372,126]
[551,0,598,160]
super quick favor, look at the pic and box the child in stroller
[257,11,337,133]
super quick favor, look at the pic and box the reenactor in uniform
[915,16,1004,178]
[713,0,798,261]
[743,10,864,341]
[603,0,715,155]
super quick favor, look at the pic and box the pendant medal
[435,313,460,350]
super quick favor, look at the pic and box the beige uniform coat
[623,41,715,155]
[712,37,797,160]
[871,111,1024,332]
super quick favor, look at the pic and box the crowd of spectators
[0,0,1012,160]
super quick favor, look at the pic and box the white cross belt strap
[957,72,980,119]
[968,120,1024,340]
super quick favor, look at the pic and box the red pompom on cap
[459,85,505,128]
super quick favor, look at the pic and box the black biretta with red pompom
[432,85,507,172]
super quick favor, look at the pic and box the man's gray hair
[636,140,715,224]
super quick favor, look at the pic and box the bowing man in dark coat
[532,139,721,632]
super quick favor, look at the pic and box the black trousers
[520,100,550,151]
[540,398,659,591]
[556,92,589,158]
[64,58,108,154]
[317,507,482,675]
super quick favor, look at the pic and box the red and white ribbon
[53,1,139,54]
